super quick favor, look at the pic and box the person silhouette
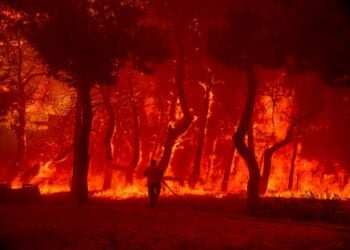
[144,159,163,207]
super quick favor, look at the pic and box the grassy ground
[0,194,350,250]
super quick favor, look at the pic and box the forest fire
[7,138,350,201]
[1,0,350,249]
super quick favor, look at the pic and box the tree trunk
[8,41,26,185]
[150,100,165,160]
[158,42,192,173]
[205,135,218,184]
[259,123,296,195]
[247,122,256,156]
[169,92,177,120]
[288,134,299,190]
[100,86,116,190]
[233,65,260,210]
[221,142,235,192]
[189,74,212,187]
[126,76,140,184]
[71,85,92,204]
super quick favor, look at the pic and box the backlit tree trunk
[126,76,140,184]
[150,100,165,159]
[247,123,255,156]
[288,134,299,190]
[221,142,235,192]
[189,74,212,187]
[259,123,296,195]
[158,41,192,173]
[71,85,92,204]
[205,135,218,184]
[101,86,116,190]
[233,65,260,210]
[8,41,25,185]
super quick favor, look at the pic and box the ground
[0,195,350,250]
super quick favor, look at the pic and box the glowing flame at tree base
[8,157,350,201]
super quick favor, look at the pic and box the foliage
[5,0,169,86]
[208,0,350,82]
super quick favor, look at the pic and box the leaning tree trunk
[288,133,299,190]
[71,85,93,204]
[126,76,140,184]
[259,123,296,195]
[189,73,213,187]
[158,41,192,173]
[8,42,25,186]
[100,86,116,190]
[233,65,260,210]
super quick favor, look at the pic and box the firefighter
[144,159,163,207]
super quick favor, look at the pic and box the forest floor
[0,193,350,250]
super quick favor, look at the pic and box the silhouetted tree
[100,85,115,190]
[125,74,140,184]
[209,0,350,209]
[6,0,169,203]
[288,131,299,190]
[189,71,213,187]
[208,5,280,209]
[0,11,47,184]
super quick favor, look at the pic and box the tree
[259,122,296,194]
[149,0,195,174]
[189,71,213,187]
[209,0,350,209]
[100,85,115,190]
[151,0,225,178]
[1,9,48,184]
[208,5,280,208]
[6,0,168,203]
[101,25,170,188]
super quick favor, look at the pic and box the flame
[14,155,350,200]
[29,160,70,194]
[3,70,350,202]
[31,160,54,182]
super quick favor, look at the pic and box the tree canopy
[5,0,170,86]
